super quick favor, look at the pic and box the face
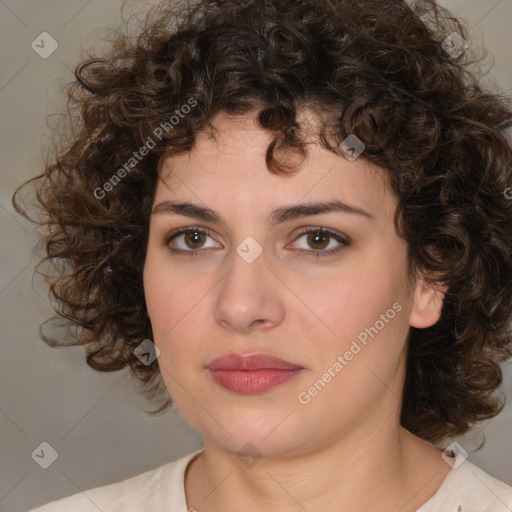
[143,110,439,459]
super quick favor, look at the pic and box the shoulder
[26,450,203,512]
[456,460,512,511]
[419,454,512,512]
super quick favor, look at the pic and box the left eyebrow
[151,200,373,226]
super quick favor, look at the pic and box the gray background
[0,1,511,511]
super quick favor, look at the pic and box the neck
[185,421,450,512]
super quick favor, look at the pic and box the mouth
[206,353,304,394]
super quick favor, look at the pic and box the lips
[206,353,304,394]
[207,353,302,371]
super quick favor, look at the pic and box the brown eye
[182,229,208,249]
[305,231,330,250]
[165,227,220,255]
[290,227,350,257]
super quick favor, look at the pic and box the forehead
[156,111,395,222]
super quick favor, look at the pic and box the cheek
[310,248,411,390]
[143,260,200,404]
[307,289,408,413]
[143,247,210,369]
[316,247,409,332]
[143,245,194,332]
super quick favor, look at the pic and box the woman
[16,0,512,510]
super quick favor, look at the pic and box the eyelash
[163,226,350,258]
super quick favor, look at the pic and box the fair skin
[143,109,449,512]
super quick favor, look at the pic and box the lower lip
[208,369,304,394]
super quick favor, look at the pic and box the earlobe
[409,279,447,329]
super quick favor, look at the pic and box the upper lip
[207,353,303,371]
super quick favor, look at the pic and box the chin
[196,409,311,460]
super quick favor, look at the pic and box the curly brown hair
[12,0,512,444]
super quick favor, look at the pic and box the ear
[409,277,448,329]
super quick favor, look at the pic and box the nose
[213,243,286,334]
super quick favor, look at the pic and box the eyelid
[292,226,350,243]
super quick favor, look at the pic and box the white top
[27,450,512,512]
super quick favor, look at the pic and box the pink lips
[207,353,304,394]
